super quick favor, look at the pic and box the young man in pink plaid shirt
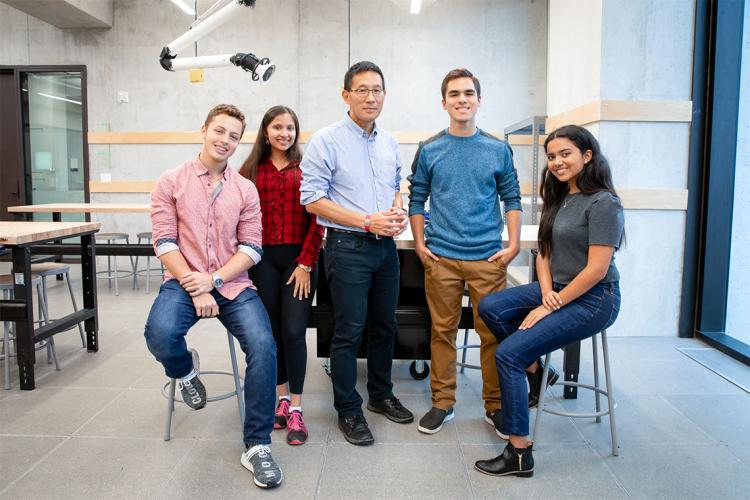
[145,104,282,489]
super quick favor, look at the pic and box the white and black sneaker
[178,349,206,410]
[485,410,509,440]
[417,406,454,434]
[241,445,283,489]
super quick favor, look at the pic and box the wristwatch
[297,264,312,273]
[211,271,224,289]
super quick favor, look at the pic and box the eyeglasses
[348,88,384,98]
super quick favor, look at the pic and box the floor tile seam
[0,434,71,497]
[658,394,721,444]
[455,436,479,500]
[557,416,634,499]
[69,386,128,437]
[312,415,335,499]
[675,348,750,395]
[154,433,202,498]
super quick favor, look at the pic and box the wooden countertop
[8,203,150,214]
[0,221,101,245]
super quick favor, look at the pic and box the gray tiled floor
[2,267,750,499]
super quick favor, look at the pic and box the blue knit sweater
[407,129,522,260]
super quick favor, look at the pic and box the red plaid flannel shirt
[255,159,324,267]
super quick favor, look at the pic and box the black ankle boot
[527,358,559,408]
[474,441,534,477]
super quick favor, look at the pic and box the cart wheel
[409,360,430,380]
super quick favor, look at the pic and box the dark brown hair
[538,125,621,257]
[440,68,481,99]
[203,103,246,135]
[239,105,301,183]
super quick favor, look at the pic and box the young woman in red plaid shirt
[240,106,324,445]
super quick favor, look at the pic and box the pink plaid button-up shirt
[150,156,263,299]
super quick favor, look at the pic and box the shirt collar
[344,112,378,138]
[192,154,231,180]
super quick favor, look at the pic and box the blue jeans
[324,231,400,417]
[144,279,276,446]
[478,281,621,437]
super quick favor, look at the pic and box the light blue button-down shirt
[300,113,402,231]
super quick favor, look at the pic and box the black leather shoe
[527,359,559,409]
[338,415,374,446]
[366,397,414,424]
[475,442,534,478]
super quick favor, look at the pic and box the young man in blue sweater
[408,68,522,435]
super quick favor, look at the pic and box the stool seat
[0,274,42,288]
[96,232,129,240]
[30,262,71,275]
[137,231,153,239]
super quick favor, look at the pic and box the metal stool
[95,232,135,295]
[162,330,245,441]
[1,274,57,390]
[30,262,85,348]
[132,231,163,294]
[532,329,619,456]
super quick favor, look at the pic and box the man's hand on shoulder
[192,293,219,318]
[180,271,214,296]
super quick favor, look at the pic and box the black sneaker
[241,445,283,489]
[178,349,206,410]
[417,407,454,434]
[527,360,560,409]
[485,410,509,440]
[367,396,414,423]
[338,415,374,446]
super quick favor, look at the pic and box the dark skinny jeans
[478,281,621,437]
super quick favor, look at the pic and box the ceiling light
[37,92,82,105]
[410,0,422,14]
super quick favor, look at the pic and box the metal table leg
[12,246,36,390]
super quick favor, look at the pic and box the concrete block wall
[546,0,696,337]
[2,0,547,233]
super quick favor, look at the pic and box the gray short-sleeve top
[550,191,624,284]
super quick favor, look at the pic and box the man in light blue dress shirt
[300,61,414,446]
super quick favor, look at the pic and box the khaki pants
[423,256,507,412]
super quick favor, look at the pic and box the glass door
[20,70,87,221]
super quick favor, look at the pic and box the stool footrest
[162,370,244,404]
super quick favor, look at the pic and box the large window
[693,0,749,364]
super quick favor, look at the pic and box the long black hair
[239,105,302,183]
[538,125,621,257]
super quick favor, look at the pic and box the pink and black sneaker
[274,399,290,429]
[286,410,308,445]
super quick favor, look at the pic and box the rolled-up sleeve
[299,135,332,206]
[497,143,522,212]
[151,174,180,257]
[237,183,263,264]
[407,143,431,217]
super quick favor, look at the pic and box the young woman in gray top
[474,125,624,478]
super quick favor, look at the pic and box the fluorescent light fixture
[170,0,196,16]
[410,0,422,14]
[37,92,82,105]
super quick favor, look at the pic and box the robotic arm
[159,0,275,83]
